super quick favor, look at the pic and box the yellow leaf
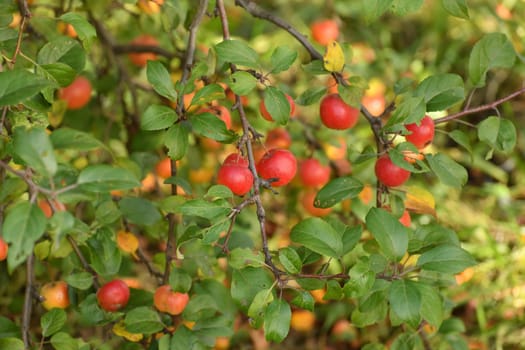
[323,40,345,72]
[113,320,143,342]
[117,230,139,254]
[404,186,436,217]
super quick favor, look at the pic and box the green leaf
[343,260,376,298]
[417,244,477,274]
[264,299,291,343]
[165,122,189,160]
[315,177,363,208]
[190,83,225,107]
[200,219,230,244]
[50,127,105,151]
[416,283,444,328]
[50,332,77,350]
[215,40,259,68]
[119,197,162,226]
[60,12,96,49]
[278,247,302,274]
[389,280,421,328]
[0,69,54,107]
[441,0,469,19]
[205,185,233,199]
[270,46,297,74]
[147,61,178,101]
[38,36,86,72]
[296,86,326,106]
[169,267,192,293]
[178,199,230,220]
[342,225,362,255]
[191,112,236,142]
[390,333,423,350]
[124,307,164,334]
[391,0,424,15]
[365,208,408,261]
[0,316,22,338]
[337,83,363,108]
[231,267,274,312]
[40,63,76,87]
[78,165,140,192]
[0,338,24,350]
[262,86,290,125]
[247,288,274,329]
[426,153,468,188]
[408,224,460,253]
[386,95,425,127]
[290,290,315,311]
[363,0,393,21]
[477,116,516,154]
[87,228,122,276]
[13,127,57,177]
[290,217,343,258]
[141,105,177,131]
[95,200,121,225]
[229,71,257,96]
[229,248,266,269]
[170,326,198,350]
[3,202,46,272]
[41,309,67,337]
[183,294,218,321]
[449,130,472,154]
[65,272,94,290]
[414,74,465,111]
[468,33,515,87]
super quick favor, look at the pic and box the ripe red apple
[154,285,190,315]
[405,115,435,149]
[299,158,331,187]
[217,165,253,196]
[59,76,92,110]
[399,210,411,227]
[265,128,292,149]
[374,154,411,187]
[41,281,70,310]
[310,19,339,46]
[97,279,130,312]
[128,35,159,67]
[223,153,249,167]
[38,199,67,218]
[259,94,295,122]
[257,149,297,187]
[320,94,359,130]
[217,154,253,195]
[0,237,7,261]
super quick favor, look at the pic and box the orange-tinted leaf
[116,230,139,254]
[112,320,143,342]
[404,186,436,217]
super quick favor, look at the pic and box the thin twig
[163,1,208,284]
[22,253,35,350]
[67,235,100,289]
[234,0,322,61]
[434,86,525,124]
[217,0,283,278]
[175,0,209,118]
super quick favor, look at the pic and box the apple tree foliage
[0,0,523,349]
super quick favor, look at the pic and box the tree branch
[234,0,322,61]
[217,0,284,278]
[22,253,35,350]
[434,86,525,124]
[174,0,209,118]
